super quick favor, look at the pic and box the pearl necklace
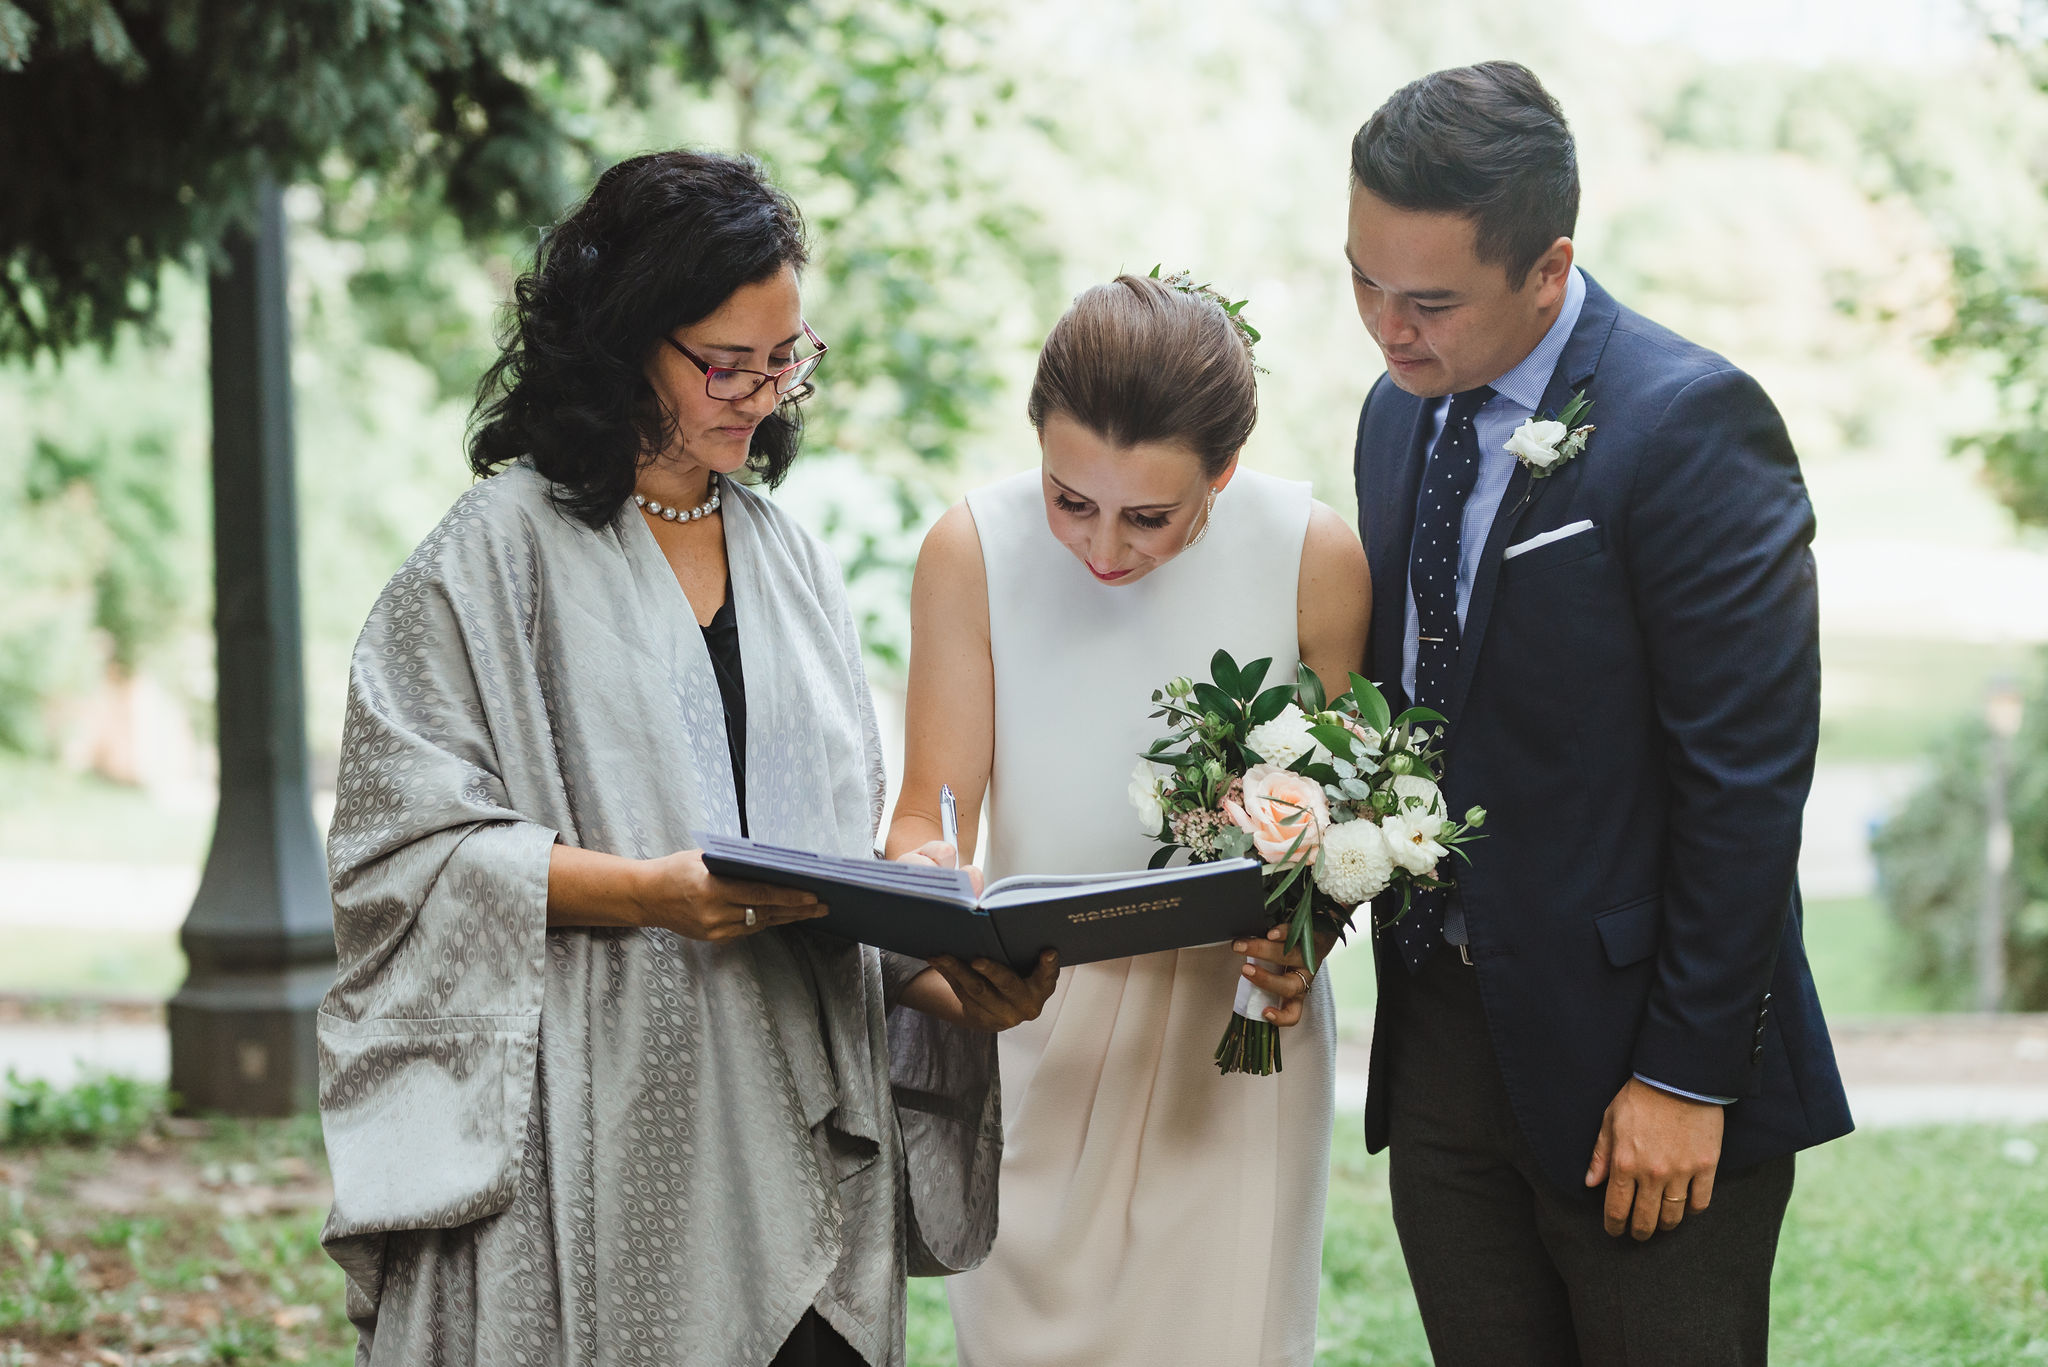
[634,476,721,524]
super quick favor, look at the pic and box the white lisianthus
[1380,810,1449,876]
[1504,418,1568,470]
[1129,760,1166,834]
[1390,773,1444,819]
[1314,818,1396,905]
[1244,703,1321,769]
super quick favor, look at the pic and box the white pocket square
[1504,520,1596,561]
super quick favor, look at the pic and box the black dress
[700,580,750,837]
[704,578,863,1367]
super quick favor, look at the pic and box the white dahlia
[1244,704,1322,769]
[1314,818,1396,905]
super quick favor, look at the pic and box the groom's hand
[1584,1078,1725,1241]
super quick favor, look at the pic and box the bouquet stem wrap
[1215,962,1284,1075]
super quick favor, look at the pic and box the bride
[884,272,1370,1365]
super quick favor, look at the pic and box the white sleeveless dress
[949,468,1335,1367]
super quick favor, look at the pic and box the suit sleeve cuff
[1633,1072,1735,1106]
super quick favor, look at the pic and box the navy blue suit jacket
[1354,274,1854,1195]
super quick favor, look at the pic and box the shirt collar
[1485,265,1586,414]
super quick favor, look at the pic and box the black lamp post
[167,181,336,1116]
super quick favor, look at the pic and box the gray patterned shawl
[316,464,998,1367]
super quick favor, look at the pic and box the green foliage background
[2,0,2046,809]
[1873,662,2048,1009]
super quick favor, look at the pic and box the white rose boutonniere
[1505,390,1594,479]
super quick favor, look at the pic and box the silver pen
[939,783,960,870]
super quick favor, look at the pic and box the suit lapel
[1442,275,1623,731]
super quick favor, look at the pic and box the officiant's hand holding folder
[696,832,1267,972]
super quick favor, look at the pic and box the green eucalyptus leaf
[1307,723,1362,760]
[1193,681,1238,724]
[1247,683,1296,726]
[1210,649,1242,697]
[1236,656,1272,700]
[1349,674,1392,733]
[1294,662,1326,715]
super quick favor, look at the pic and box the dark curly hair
[468,150,810,527]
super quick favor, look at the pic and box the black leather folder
[696,833,1267,972]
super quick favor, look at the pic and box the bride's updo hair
[1026,273,1258,480]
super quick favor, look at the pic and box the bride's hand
[896,841,984,896]
[1233,925,1334,1028]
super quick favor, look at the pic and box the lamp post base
[167,963,331,1117]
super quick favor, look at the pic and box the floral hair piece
[1148,265,1266,372]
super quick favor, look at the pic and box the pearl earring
[1185,486,1219,549]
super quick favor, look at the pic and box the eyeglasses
[664,321,827,403]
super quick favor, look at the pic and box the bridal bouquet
[1130,651,1486,1075]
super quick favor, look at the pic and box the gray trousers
[1384,949,1794,1366]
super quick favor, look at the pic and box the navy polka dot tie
[1398,384,1492,972]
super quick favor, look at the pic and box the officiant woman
[313,149,1058,1367]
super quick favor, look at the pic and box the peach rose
[1225,763,1329,867]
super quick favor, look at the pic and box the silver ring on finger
[744,907,757,929]
[1289,968,1312,996]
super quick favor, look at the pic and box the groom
[1348,62,1853,1364]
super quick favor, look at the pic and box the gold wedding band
[744,907,757,928]
[1661,1195,1686,1203]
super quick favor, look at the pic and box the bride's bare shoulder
[918,500,986,575]
[1302,500,1367,581]
[1299,500,1370,652]
[913,501,991,639]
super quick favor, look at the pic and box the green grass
[0,753,212,866]
[2,1071,165,1147]
[1818,636,2040,765]
[0,926,186,999]
[902,1123,2048,1366]
[1770,1125,2048,1366]
[1802,895,1939,1016]
[1,1071,2040,1366]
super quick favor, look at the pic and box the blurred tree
[0,0,813,1117]
[0,0,806,760]
[0,0,798,360]
[1872,665,2048,1009]
[1646,26,2048,527]
[1932,4,2048,527]
[708,0,1058,671]
[728,0,1057,472]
